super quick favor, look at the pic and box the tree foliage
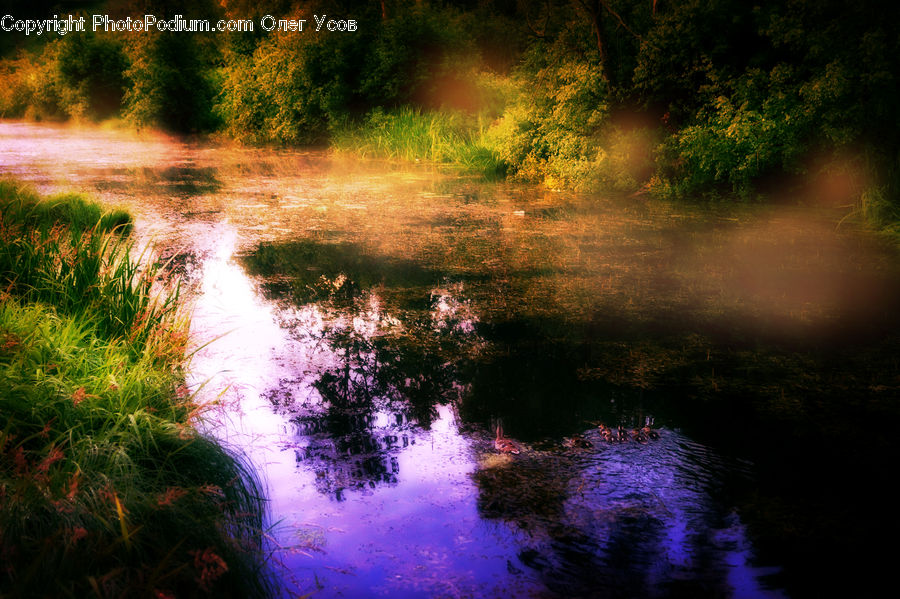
[0,0,897,224]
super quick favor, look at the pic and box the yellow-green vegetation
[0,0,897,234]
[0,182,270,597]
[331,107,505,177]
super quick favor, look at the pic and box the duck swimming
[597,423,613,443]
[630,428,649,444]
[641,425,660,440]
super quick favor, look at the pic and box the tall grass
[0,181,131,234]
[1,182,272,597]
[331,107,507,178]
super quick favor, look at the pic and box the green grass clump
[0,180,132,235]
[331,107,507,178]
[0,182,271,597]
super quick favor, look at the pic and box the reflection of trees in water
[303,277,477,422]
[293,412,404,500]
[271,275,481,500]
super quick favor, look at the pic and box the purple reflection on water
[1,121,787,598]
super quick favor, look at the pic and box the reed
[1,181,272,597]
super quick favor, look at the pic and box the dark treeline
[1,0,898,230]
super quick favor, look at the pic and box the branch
[521,0,553,38]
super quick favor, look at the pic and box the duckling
[630,428,648,444]
[494,423,520,454]
[563,434,593,449]
[597,424,614,443]
[641,425,660,440]
[616,426,629,443]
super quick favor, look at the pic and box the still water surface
[4,121,861,597]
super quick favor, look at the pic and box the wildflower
[36,445,64,474]
[53,498,75,514]
[39,418,55,439]
[12,446,28,474]
[97,483,117,505]
[72,386,86,406]
[153,590,176,599]
[190,547,229,591]
[70,526,88,543]
[156,486,188,507]
[0,332,19,351]
[66,472,81,501]
[198,484,224,498]
[176,384,191,399]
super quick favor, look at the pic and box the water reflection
[471,431,776,597]
[253,267,479,500]
[1,121,845,597]
[239,236,784,596]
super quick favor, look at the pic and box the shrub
[485,30,610,190]
[56,31,129,121]
[0,49,65,121]
[123,32,218,133]
[360,5,479,110]
[218,29,370,145]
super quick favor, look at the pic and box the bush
[0,34,128,123]
[123,32,218,133]
[360,5,479,110]
[485,29,610,190]
[56,31,129,121]
[217,2,486,146]
[218,27,372,145]
[662,92,808,197]
[0,49,65,121]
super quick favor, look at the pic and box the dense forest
[1,0,898,234]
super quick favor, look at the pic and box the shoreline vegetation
[0,182,271,597]
[0,1,897,238]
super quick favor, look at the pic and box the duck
[630,428,649,444]
[641,425,660,440]
[563,434,593,449]
[494,423,520,454]
[596,423,614,443]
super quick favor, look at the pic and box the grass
[0,181,272,598]
[331,107,507,178]
[0,181,132,235]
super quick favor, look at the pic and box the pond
[3,121,898,598]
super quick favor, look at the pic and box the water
[5,121,898,597]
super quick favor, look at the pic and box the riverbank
[0,182,271,597]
